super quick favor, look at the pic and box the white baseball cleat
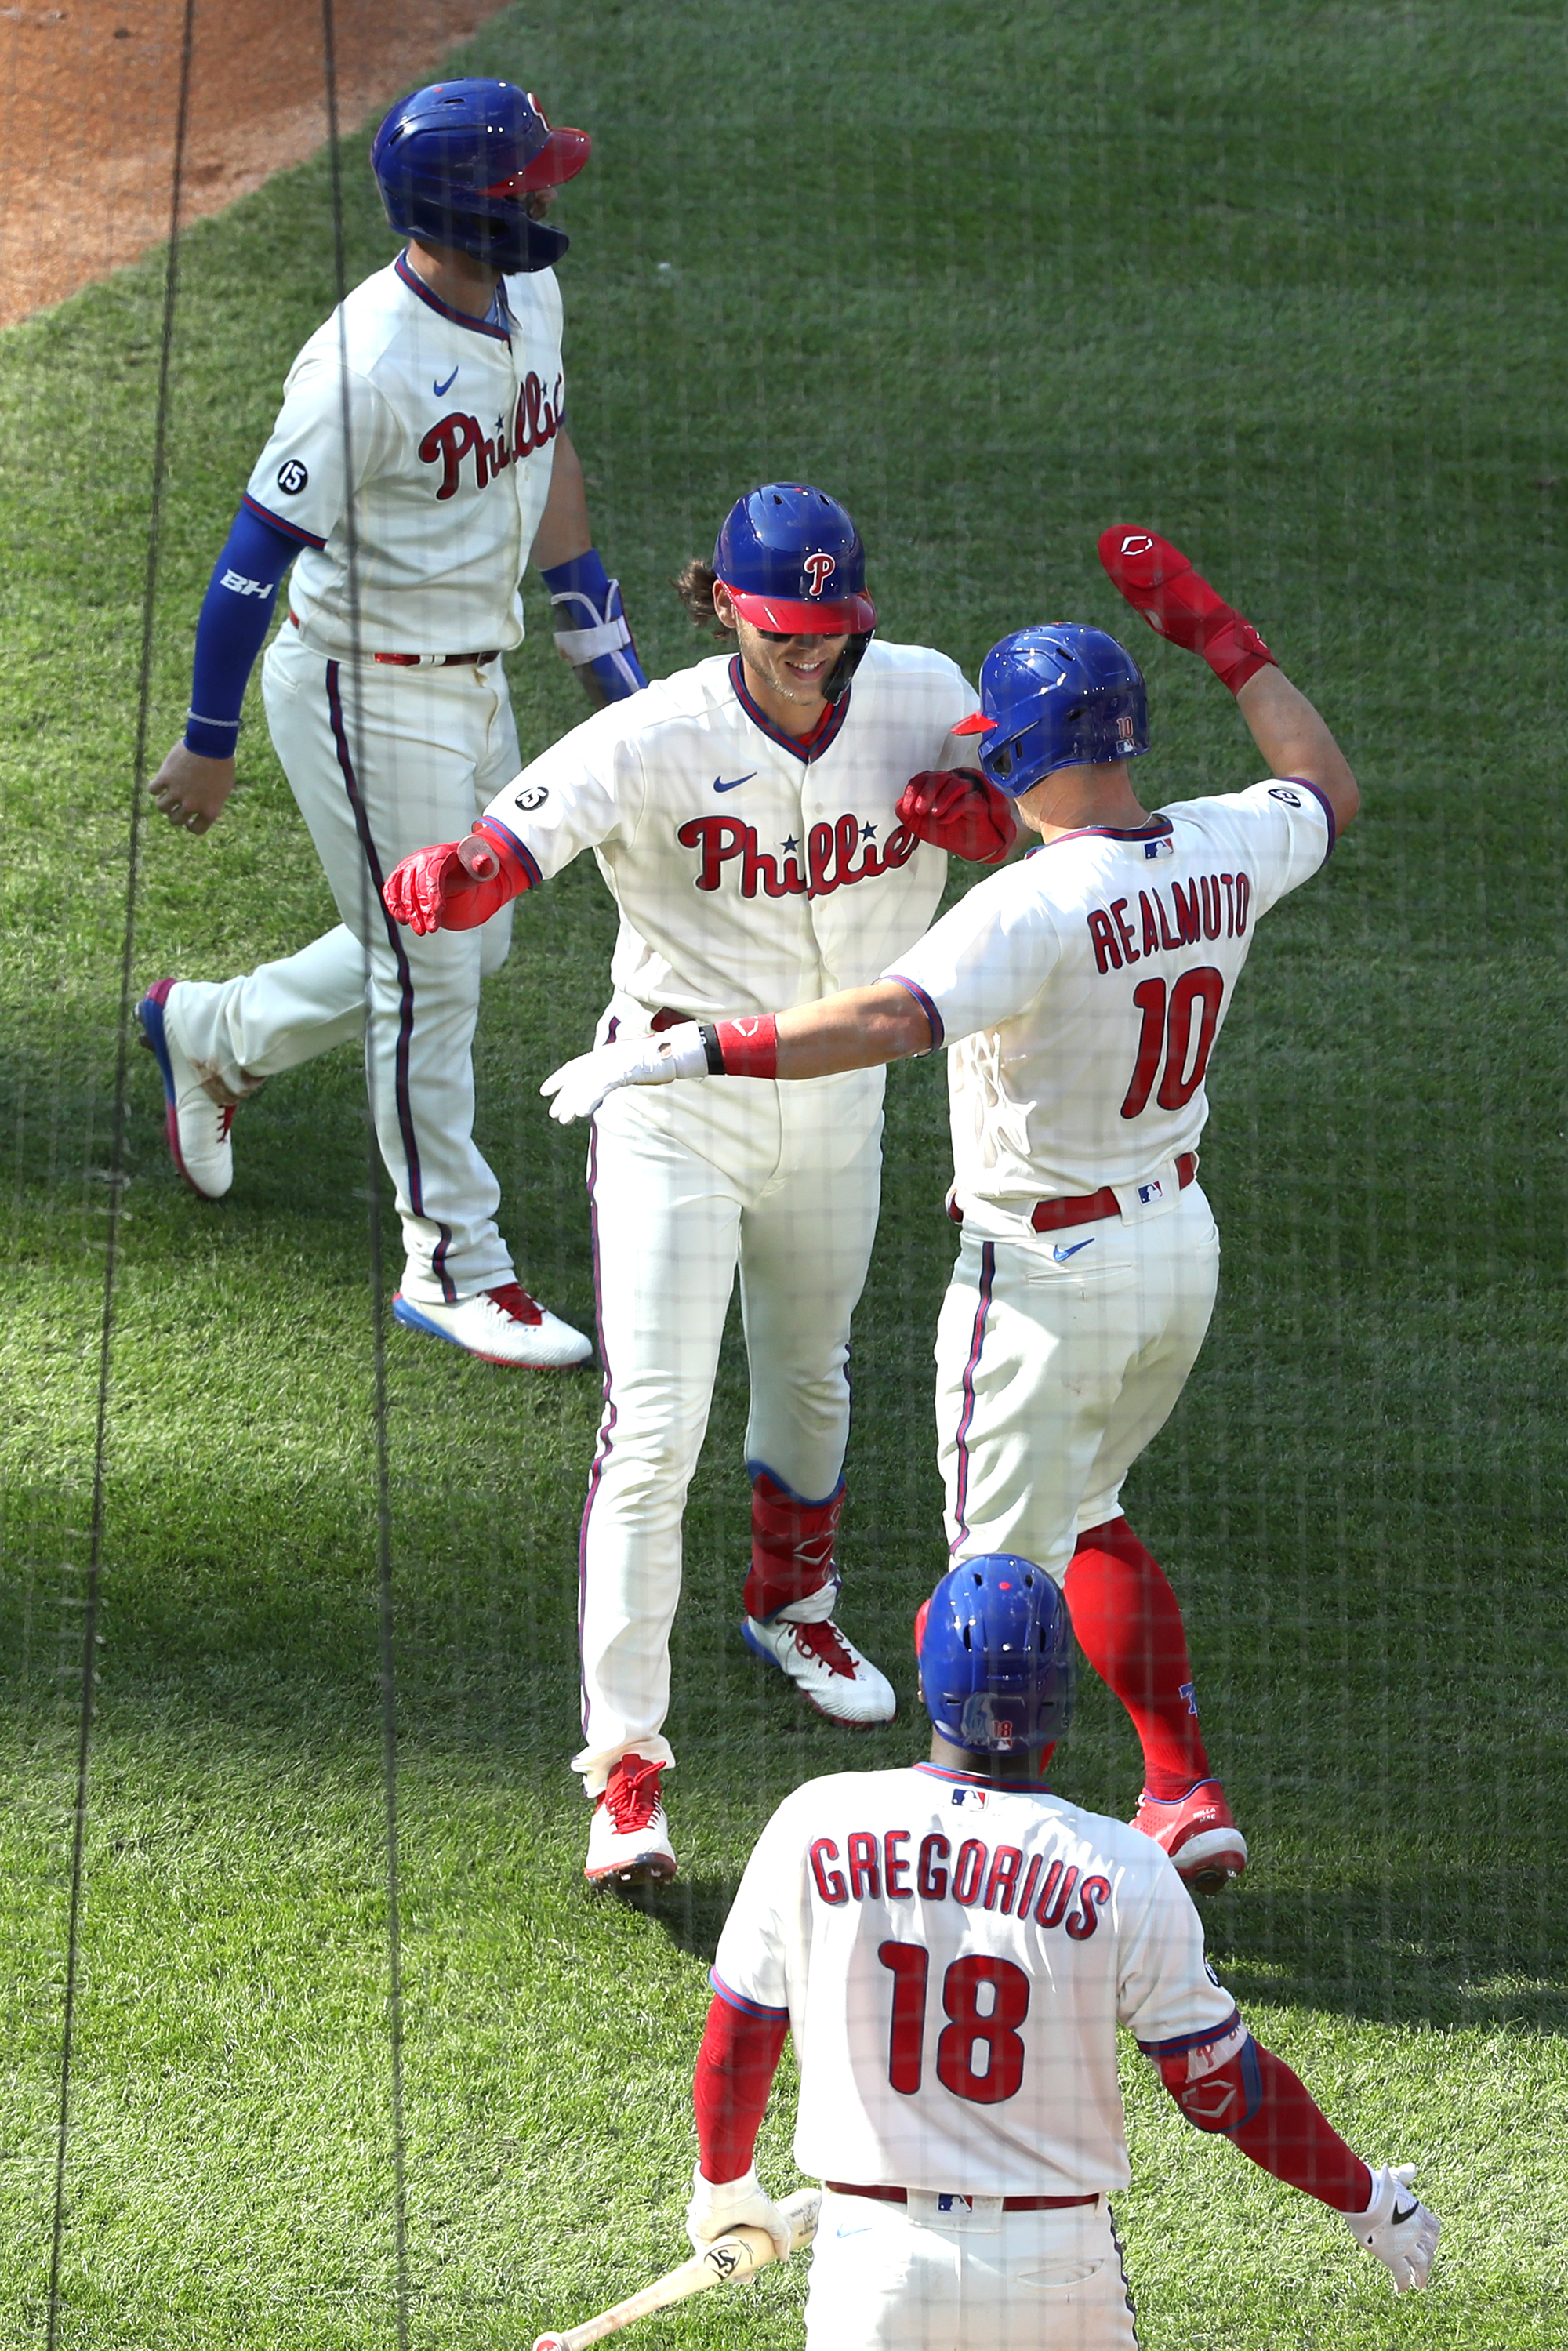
[585,1754,677,1886]
[136,977,244,1200]
[1345,2163,1440,2292]
[742,1613,896,1727]
[392,1283,593,1370]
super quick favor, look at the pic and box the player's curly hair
[673,559,735,638]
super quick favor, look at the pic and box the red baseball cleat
[1131,1778,1248,1893]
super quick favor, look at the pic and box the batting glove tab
[684,2164,793,2265]
[383,821,531,934]
[897,768,1017,863]
[541,1021,709,1124]
[1098,527,1276,696]
[1345,2163,1440,2293]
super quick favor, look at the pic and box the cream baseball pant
[169,625,522,1304]
[935,1182,1221,1578]
[574,1064,885,1791]
[804,2190,1138,2351]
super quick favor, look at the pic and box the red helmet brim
[488,124,592,197]
[952,709,996,734]
[721,585,877,636]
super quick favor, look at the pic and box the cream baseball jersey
[712,1763,1236,2197]
[884,782,1334,1214]
[482,641,974,1017]
[244,254,565,657]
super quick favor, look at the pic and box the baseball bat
[532,2187,822,2351]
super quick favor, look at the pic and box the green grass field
[2,2,1566,2344]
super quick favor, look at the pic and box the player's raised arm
[537,984,932,1123]
[1099,526,1359,833]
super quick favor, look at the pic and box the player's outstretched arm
[540,982,933,1123]
[1098,525,1358,833]
[1149,2024,1438,2291]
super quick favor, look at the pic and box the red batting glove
[1098,527,1276,695]
[382,819,532,934]
[897,768,1018,864]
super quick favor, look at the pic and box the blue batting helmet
[953,625,1150,800]
[713,484,877,703]
[371,80,590,274]
[916,1556,1076,1755]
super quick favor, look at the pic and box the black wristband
[699,1022,727,1076]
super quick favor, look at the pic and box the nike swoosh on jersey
[1052,1237,1095,1261]
[434,366,459,397]
[713,771,757,793]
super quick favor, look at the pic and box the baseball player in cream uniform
[540,531,1362,1892]
[138,82,645,1368]
[680,1558,1438,2350]
[383,484,1018,1882]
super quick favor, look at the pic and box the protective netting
[2,4,1563,2348]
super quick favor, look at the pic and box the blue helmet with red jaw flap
[713,484,877,703]
[916,1556,1076,1755]
[372,80,590,274]
[954,624,1150,800]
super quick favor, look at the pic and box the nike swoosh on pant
[1052,1237,1094,1261]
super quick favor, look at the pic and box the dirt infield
[0,0,513,328]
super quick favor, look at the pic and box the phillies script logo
[804,551,837,595]
[419,371,562,500]
[677,814,919,900]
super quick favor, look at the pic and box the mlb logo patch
[937,2195,973,2215]
[951,1785,989,1809]
[1138,1179,1164,1205]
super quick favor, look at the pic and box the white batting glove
[1344,2163,1440,2292]
[540,1023,709,1124]
[684,2163,793,2264]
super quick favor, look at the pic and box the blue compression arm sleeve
[183,506,299,757]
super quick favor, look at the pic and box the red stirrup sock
[1063,1515,1211,1799]
[1098,527,1276,696]
[744,1471,843,1620]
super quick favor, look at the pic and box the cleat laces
[788,1620,856,1679]
[487,1282,546,1328]
[604,1758,664,1833]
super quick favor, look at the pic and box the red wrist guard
[1098,527,1276,696]
[710,1014,779,1079]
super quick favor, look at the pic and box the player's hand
[148,742,237,836]
[898,768,1017,864]
[1097,527,1275,696]
[383,823,528,934]
[541,1023,709,1124]
[1344,2164,1439,2293]
[684,2164,793,2265]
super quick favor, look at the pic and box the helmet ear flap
[822,631,873,704]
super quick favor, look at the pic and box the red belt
[826,2182,1098,2212]
[948,1152,1197,1235]
[373,648,499,667]
[649,1007,688,1033]
[285,613,498,665]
